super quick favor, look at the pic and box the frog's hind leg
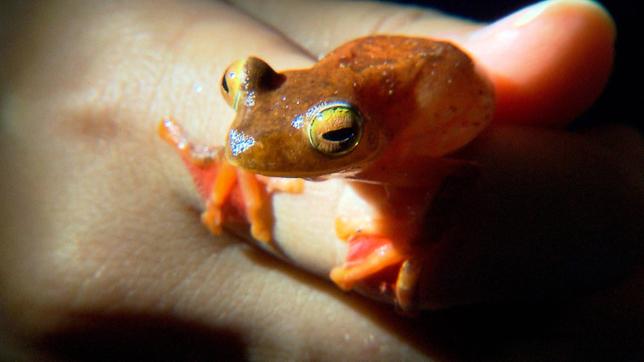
[329,234,422,313]
[330,235,406,290]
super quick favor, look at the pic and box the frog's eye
[220,58,284,111]
[308,102,362,156]
[220,60,246,110]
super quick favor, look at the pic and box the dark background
[397,0,641,131]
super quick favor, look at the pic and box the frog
[159,35,494,312]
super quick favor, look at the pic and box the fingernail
[469,0,609,41]
[512,0,552,27]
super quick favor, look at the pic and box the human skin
[1,0,642,360]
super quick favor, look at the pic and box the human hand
[1,0,641,360]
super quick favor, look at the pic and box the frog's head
[220,57,382,178]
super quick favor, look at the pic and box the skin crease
[0,1,642,361]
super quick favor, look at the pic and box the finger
[228,0,480,57]
[465,0,615,126]
[229,0,615,126]
[267,123,643,312]
[168,0,626,311]
[416,126,644,308]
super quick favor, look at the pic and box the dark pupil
[221,77,229,93]
[322,127,355,142]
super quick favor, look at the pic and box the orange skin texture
[226,36,494,179]
[160,35,494,311]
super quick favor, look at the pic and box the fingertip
[466,0,615,126]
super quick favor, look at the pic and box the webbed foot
[330,234,421,312]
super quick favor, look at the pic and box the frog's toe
[201,205,223,235]
[394,258,422,314]
[330,234,405,291]
[249,222,272,245]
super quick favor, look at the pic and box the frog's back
[319,35,450,73]
[319,35,494,158]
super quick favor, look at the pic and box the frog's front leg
[236,169,272,243]
[159,118,302,246]
[201,160,237,236]
[159,117,233,237]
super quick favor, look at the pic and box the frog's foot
[329,237,405,290]
[158,117,220,167]
[394,258,422,313]
[330,235,421,313]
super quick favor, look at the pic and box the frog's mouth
[225,145,371,179]
[225,123,379,179]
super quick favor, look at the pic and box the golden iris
[220,60,246,110]
[308,103,362,156]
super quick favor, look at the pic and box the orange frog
[159,35,494,312]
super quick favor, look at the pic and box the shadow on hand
[31,312,246,361]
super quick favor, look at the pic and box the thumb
[464,0,615,126]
